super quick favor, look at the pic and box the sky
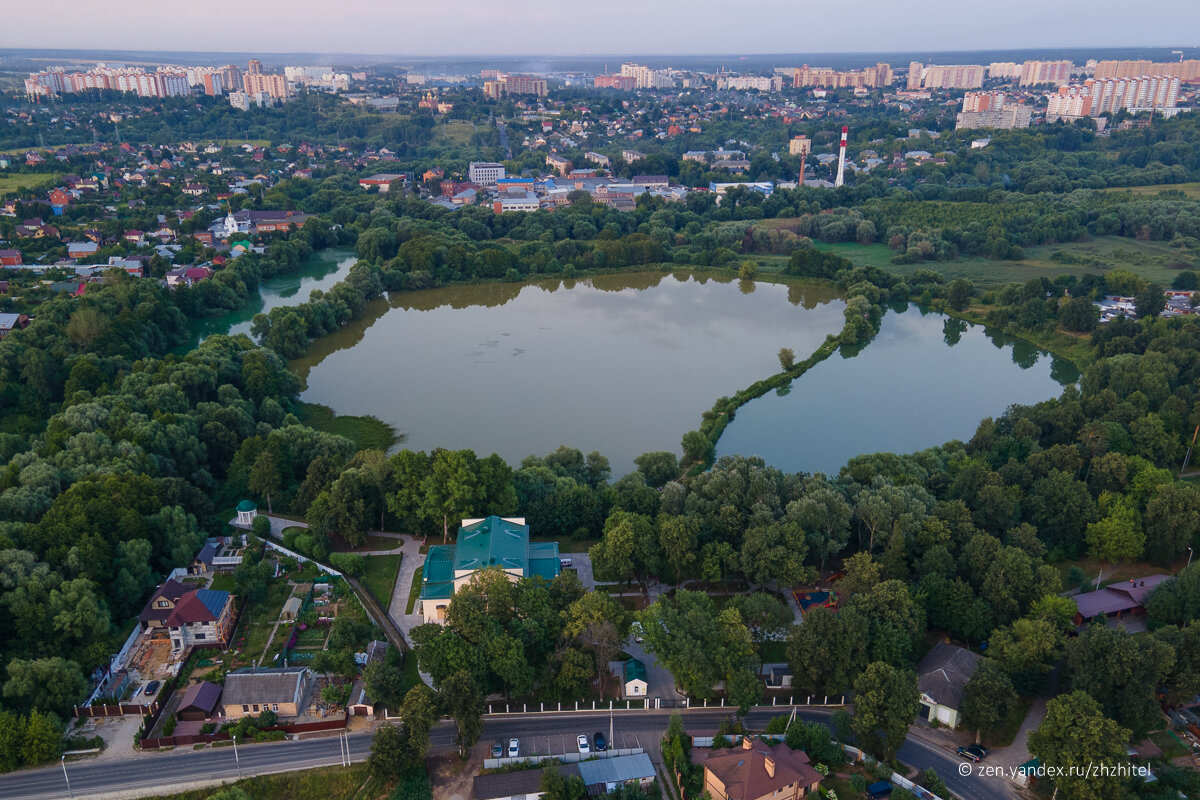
[6,0,1200,57]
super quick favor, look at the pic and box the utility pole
[232,735,242,778]
[61,755,73,799]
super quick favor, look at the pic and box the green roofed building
[419,516,560,622]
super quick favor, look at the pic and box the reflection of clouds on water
[512,348,525,357]
[481,340,499,348]
[502,332,510,336]
[465,350,483,357]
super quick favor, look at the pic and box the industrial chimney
[834,126,848,188]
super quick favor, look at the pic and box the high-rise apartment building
[1094,60,1200,82]
[243,71,290,100]
[988,62,1023,79]
[792,62,892,89]
[956,105,1032,130]
[1046,75,1181,119]
[920,64,985,89]
[620,63,674,89]
[962,91,1007,112]
[1020,60,1073,87]
[907,62,924,90]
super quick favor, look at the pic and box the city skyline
[6,0,1200,57]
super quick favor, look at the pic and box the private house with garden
[220,666,314,720]
[419,516,561,622]
[915,641,982,728]
[138,579,235,653]
[696,738,824,800]
[1069,574,1171,626]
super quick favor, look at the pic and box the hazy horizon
[6,0,1199,59]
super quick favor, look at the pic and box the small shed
[281,596,302,621]
[623,659,648,698]
[348,679,374,716]
[176,681,222,721]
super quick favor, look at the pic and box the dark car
[145,680,161,696]
[593,731,607,752]
[866,781,892,799]
[956,744,990,762]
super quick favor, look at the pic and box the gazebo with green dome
[235,499,258,527]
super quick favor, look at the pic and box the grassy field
[406,567,423,614]
[361,553,403,609]
[1103,182,1200,199]
[143,763,379,800]
[0,172,64,195]
[296,402,399,451]
[208,574,236,593]
[795,235,1200,289]
[437,120,476,146]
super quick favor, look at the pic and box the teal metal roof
[236,499,257,512]
[454,517,529,573]
[624,659,647,683]
[419,517,561,602]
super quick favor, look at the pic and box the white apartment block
[468,161,506,186]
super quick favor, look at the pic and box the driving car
[956,744,990,762]
[593,731,607,752]
[577,734,590,754]
[508,738,519,758]
[491,741,503,758]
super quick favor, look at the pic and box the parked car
[577,734,590,754]
[508,738,519,758]
[593,732,607,752]
[956,744,990,762]
[491,741,503,758]
[560,557,573,568]
[145,680,161,695]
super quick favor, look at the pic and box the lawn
[982,696,1033,748]
[406,567,423,614]
[0,172,64,195]
[780,232,1200,290]
[1103,182,1200,199]
[361,553,403,609]
[295,402,399,451]
[438,120,476,146]
[143,763,377,800]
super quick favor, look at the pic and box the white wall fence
[484,747,645,770]
[484,695,846,716]
[262,539,344,579]
[84,624,143,706]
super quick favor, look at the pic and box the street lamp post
[1188,547,1194,569]
[60,755,73,799]
[232,734,242,779]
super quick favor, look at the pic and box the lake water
[182,247,358,348]
[716,304,1081,475]
[292,272,846,474]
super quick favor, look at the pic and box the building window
[195,633,206,640]
[253,704,260,712]
[157,600,170,608]
[242,705,249,712]
[271,704,278,712]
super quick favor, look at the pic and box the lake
[182,246,358,348]
[292,272,846,474]
[716,304,1081,475]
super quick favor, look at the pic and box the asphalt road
[0,708,1010,800]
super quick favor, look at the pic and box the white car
[508,738,519,758]
[560,557,573,568]
[577,734,590,754]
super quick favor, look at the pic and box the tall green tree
[851,661,919,761]
[1028,691,1130,800]
[959,658,1017,744]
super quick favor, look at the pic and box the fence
[484,696,847,716]
[484,746,644,770]
[841,744,945,800]
[139,717,346,750]
[83,624,144,707]
[74,702,160,718]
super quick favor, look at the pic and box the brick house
[696,739,823,800]
[220,667,313,720]
[138,579,235,653]
[0,249,22,266]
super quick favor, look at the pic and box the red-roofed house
[1072,575,1171,625]
[696,738,823,800]
[139,579,235,653]
[124,230,145,244]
